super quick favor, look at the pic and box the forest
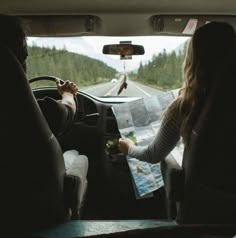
[26,46,117,87]
[26,42,187,90]
[133,44,187,90]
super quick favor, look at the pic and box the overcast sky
[27,36,190,72]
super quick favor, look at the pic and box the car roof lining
[19,14,236,37]
[2,0,236,36]
[2,0,236,15]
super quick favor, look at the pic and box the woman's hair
[165,21,236,143]
[0,14,28,66]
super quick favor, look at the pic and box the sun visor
[150,15,236,36]
[20,15,101,36]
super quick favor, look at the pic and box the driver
[37,79,78,137]
[0,14,88,175]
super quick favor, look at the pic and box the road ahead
[81,79,162,97]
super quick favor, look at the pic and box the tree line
[130,42,188,90]
[26,45,117,87]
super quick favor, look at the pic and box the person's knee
[66,154,89,178]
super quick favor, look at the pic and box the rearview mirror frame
[102,43,145,56]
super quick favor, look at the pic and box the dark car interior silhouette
[1,0,236,237]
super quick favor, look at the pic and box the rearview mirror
[102,43,145,56]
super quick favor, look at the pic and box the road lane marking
[104,84,120,96]
[82,83,107,92]
[133,84,151,97]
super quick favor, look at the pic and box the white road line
[82,83,107,92]
[133,84,151,97]
[104,84,120,96]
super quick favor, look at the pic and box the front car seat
[0,44,87,233]
[161,79,236,224]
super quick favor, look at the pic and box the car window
[27,36,190,97]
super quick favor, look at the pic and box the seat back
[177,79,236,224]
[0,45,69,231]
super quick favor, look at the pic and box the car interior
[1,0,236,237]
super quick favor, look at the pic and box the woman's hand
[118,138,134,155]
[56,80,78,97]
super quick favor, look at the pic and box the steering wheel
[29,75,79,120]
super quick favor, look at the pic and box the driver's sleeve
[37,96,75,137]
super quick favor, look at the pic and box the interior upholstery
[1,0,236,16]
[161,75,236,224]
[2,0,236,37]
[179,79,236,224]
[0,44,84,232]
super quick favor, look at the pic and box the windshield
[27,36,190,97]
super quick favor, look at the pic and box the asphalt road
[81,79,162,97]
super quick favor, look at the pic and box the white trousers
[63,149,89,181]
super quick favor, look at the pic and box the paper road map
[112,90,184,199]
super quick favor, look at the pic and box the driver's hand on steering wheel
[56,79,78,97]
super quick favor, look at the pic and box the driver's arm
[37,97,75,137]
[37,80,79,137]
[60,92,76,114]
[56,80,78,114]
